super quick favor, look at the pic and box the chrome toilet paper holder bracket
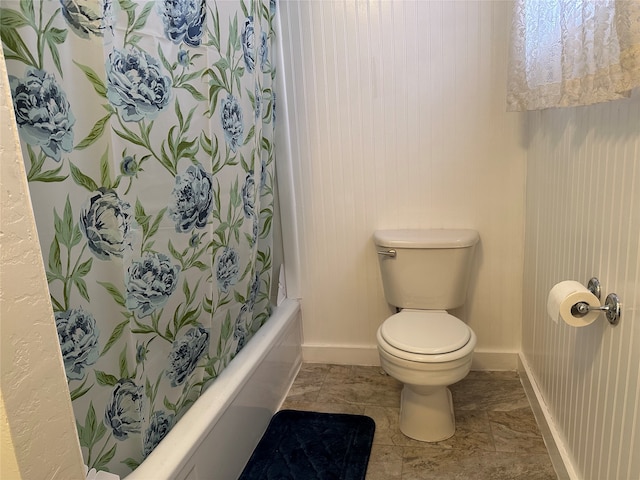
[572,277,621,325]
[586,277,601,300]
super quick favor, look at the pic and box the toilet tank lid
[373,229,479,248]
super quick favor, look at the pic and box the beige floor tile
[280,400,365,415]
[465,370,521,381]
[316,378,401,406]
[451,376,530,411]
[489,408,549,454]
[401,447,557,480]
[434,410,495,453]
[281,364,558,480]
[283,363,329,402]
[366,444,403,480]
[364,405,413,446]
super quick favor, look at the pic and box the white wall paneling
[523,98,640,480]
[277,0,527,365]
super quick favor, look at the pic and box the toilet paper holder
[571,277,621,325]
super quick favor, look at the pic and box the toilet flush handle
[377,249,396,258]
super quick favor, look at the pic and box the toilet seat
[380,311,470,354]
[377,311,475,363]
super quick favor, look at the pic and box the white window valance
[507,0,640,111]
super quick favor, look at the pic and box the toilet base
[399,385,455,442]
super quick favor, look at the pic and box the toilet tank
[373,229,479,310]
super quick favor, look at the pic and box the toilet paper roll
[547,281,601,327]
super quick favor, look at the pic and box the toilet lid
[380,311,471,355]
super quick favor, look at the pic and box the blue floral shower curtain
[1,0,276,475]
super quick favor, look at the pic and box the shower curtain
[1,0,276,475]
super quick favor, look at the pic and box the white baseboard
[302,344,380,366]
[302,344,519,371]
[518,353,577,480]
[471,350,519,370]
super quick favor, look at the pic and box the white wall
[278,0,526,366]
[522,98,640,479]
[0,48,85,480]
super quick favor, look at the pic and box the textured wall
[523,98,640,479]
[1,393,21,479]
[0,49,85,480]
[278,0,526,365]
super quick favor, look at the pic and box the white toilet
[373,228,479,442]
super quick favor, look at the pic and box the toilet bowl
[376,310,477,441]
[373,229,479,442]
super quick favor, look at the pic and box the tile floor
[281,364,558,480]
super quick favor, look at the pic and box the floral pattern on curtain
[507,0,640,110]
[0,0,276,475]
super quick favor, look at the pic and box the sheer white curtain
[507,0,640,111]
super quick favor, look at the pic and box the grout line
[486,409,498,453]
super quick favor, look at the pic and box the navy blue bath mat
[239,409,376,480]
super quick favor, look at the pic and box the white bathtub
[125,299,302,480]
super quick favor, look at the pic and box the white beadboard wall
[523,97,640,480]
[278,0,526,366]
